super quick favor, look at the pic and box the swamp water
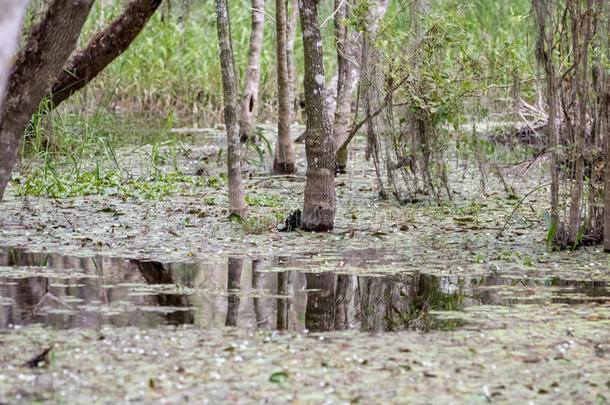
[1,247,607,332]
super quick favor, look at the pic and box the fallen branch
[495,181,551,239]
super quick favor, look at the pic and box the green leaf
[229,213,243,224]
[572,221,587,250]
[543,210,551,230]
[269,371,289,383]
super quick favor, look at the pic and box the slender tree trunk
[299,0,336,231]
[0,0,94,201]
[238,0,265,143]
[273,0,297,174]
[225,257,243,327]
[49,0,163,109]
[603,15,610,251]
[0,0,28,112]
[333,0,359,173]
[286,0,299,116]
[360,0,388,167]
[215,0,248,218]
[534,0,560,239]
[567,0,592,244]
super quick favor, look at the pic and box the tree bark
[0,0,94,201]
[603,13,610,251]
[0,0,28,112]
[299,0,336,231]
[215,0,248,218]
[238,0,265,143]
[534,0,561,245]
[567,0,592,244]
[49,0,163,109]
[286,0,299,116]
[333,0,360,173]
[273,0,297,174]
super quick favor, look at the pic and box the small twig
[320,0,347,28]
[496,181,551,239]
[336,102,408,154]
[252,7,275,23]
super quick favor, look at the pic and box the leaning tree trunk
[299,0,336,231]
[0,0,28,111]
[272,0,297,174]
[238,0,265,143]
[215,0,248,218]
[50,0,163,109]
[0,0,94,201]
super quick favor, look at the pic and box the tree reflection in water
[1,247,606,331]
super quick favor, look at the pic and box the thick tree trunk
[50,0,163,108]
[225,257,243,327]
[238,0,265,143]
[273,0,297,174]
[299,0,336,231]
[0,0,94,201]
[215,0,248,218]
[0,0,28,111]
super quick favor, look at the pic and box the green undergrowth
[12,170,223,200]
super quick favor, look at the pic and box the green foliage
[12,169,222,200]
[245,192,285,207]
[544,210,557,251]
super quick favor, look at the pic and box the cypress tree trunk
[299,0,336,231]
[0,0,94,201]
[238,0,265,143]
[273,0,296,174]
[0,0,28,110]
[49,0,163,109]
[215,0,248,218]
